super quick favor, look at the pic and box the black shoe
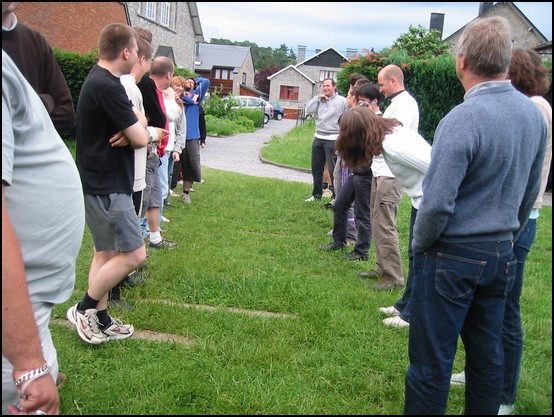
[109,298,135,311]
[121,271,145,288]
[324,201,335,210]
[320,242,346,251]
[148,238,178,250]
[343,251,368,261]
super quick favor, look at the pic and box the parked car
[230,96,274,124]
[270,101,284,120]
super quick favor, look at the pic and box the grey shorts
[182,139,202,183]
[142,154,163,217]
[84,193,144,252]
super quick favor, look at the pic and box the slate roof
[195,43,251,72]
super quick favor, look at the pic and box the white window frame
[160,2,170,27]
[319,70,337,82]
[145,2,156,20]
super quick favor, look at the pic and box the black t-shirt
[76,65,138,194]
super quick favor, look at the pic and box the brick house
[267,47,349,119]
[14,2,129,54]
[14,2,204,71]
[193,43,256,97]
[126,2,203,70]
[442,2,550,60]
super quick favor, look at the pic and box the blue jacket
[182,77,210,140]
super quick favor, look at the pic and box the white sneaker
[67,304,106,345]
[161,215,170,223]
[450,371,466,385]
[382,316,409,328]
[305,196,316,202]
[498,404,515,415]
[102,317,134,341]
[379,306,400,316]
[169,189,178,197]
[322,189,333,198]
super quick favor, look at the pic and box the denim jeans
[502,218,536,406]
[405,240,516,414]
[394,206,417,321]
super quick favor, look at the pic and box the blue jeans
[502,218,536,406]
[394,206,417,321]
[405,240,516,414]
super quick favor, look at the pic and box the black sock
[96,309,111,328]
[78,293,99,312]
[109,284,121,301]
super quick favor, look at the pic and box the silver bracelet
[13,363,52,388]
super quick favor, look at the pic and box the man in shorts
[67,23,148,345]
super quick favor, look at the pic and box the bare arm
[2,184,59,414]
[123,120,148,149]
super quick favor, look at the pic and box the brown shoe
[373,279,404,291]
[56,371,67,387]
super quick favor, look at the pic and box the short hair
[508,48,550,97]
[98,23,138,61]
[134,26,153,44]
[354,82,381,102]
[150,56,174,77]
[137,37,152,61]
[456,16,513,77]
[322,78,336,87]
[380,65,404,85]
[349,74,368,87]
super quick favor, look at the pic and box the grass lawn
[55,133,551,414]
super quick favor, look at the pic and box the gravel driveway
[200,118,311,184]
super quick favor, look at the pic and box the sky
[196,2,552,58]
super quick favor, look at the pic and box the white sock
[150,231,162,244]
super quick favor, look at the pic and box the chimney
[298,45,306,62]
[346,48,358,60]
[479,2,494,16]
[429,12,445,39]
[315,48,321,55]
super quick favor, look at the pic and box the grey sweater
[412,81,547,253]
[305,92,347,140]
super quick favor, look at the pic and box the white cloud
[196,2,552,57]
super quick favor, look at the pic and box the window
[279,86,299,101]
[319,70,337,81]
[242,73,246,84]
[160,2,170,26]
[145,2,156,20]
[214,68,231,80]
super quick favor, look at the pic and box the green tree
[391,25,450,58]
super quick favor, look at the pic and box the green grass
[260,120,315,170]
[55,136,552,414]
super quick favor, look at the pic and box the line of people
[2,15,211,414]
[308,16,550,415]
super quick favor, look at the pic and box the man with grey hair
[404,16,547,414]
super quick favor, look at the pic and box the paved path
[199,119,553,207]
[200,118,312,184]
